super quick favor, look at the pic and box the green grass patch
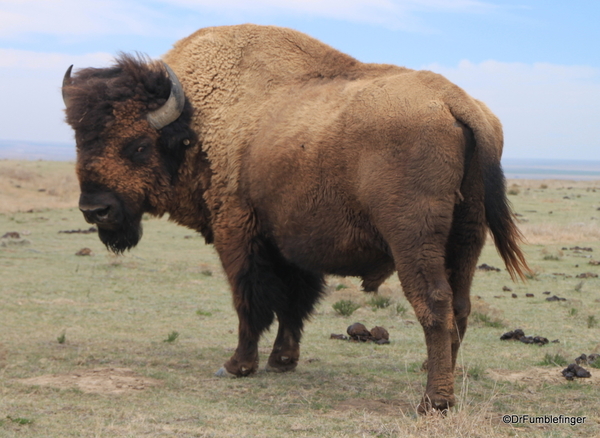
[163,331,180,343]
[470,311,505,328]
[537,353,569,367]
[6,416,34,425]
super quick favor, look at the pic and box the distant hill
[502,158,600,180]
[0,140,75,161]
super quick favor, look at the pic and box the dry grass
[506,179,600,245]
[0,160,79,213]
[518,222,600,244]
[1,161,599,437]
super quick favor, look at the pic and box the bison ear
[146,62,185,130]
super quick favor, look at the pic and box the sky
[1,0,599,161]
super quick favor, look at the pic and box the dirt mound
[488,367,600,387]
[16,367,162,394]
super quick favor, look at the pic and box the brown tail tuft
[483,162,531,282]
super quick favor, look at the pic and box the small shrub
[395,303,408,317]
[590,357,600,369]
[57,331,66,344]
[163,331,179,343]
[406,361,424,373]
[467,364,486,380]
[367,295,391,310]
[541,247,563,261]
[567,308,578,317]
[524,269,541,280]
[196,309,212,317]
[543,254,561,261]
[332,299,360,317]
[470,311,505,328]
[540,184,548,189]
[201,270,212,277]
[538,353,568,367]
[587,315,598,328]
[507,188,520,196]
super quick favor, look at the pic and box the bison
[62,24,528,413]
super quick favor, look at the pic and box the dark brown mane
[64,54,197,179]
[64,55,168,140]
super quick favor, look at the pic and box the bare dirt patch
[487,367,600,387]
[15,367,162,394]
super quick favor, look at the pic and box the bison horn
[146,62,185,130]
[62,65,74,108]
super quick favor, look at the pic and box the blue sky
[1,0,599,160]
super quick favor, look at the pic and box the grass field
[1,160,599,437]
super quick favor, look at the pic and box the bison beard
[97,213,143,254]
[98,224,142,254]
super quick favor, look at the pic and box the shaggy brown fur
[63,24,529,413]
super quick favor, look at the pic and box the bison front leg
[266,257,325,373]
[213,216,277,377]
[219,317,261,377]
[266,321,301,372]
[216,268,267,377]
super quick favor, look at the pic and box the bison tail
[445,89,530,281]
[481,157,530,281]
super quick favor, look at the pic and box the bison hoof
[214,367,237,378]
[266,355,298,373]
[417,394,455,415]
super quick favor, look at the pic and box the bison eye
[123,137,153,163]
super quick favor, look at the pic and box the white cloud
[164,0,495,30]
[0,0,161,37]
[0,0,496,37]
[426,60,600,159]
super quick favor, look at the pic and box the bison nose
[79,204,111,224]
[79,192,121,228]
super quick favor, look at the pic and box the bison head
[62,55,195,253]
